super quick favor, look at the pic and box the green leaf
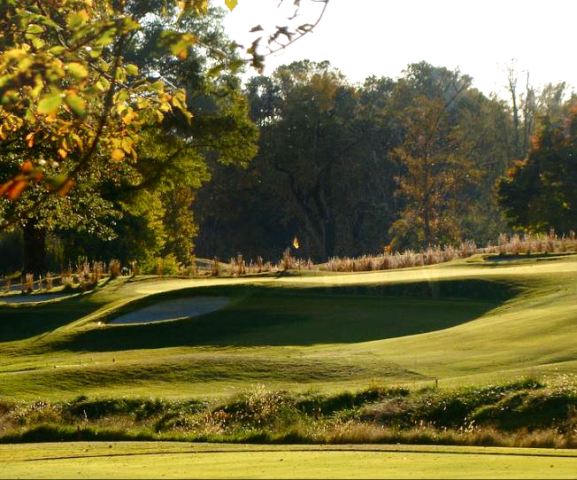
[28,35,45,49]
[125,64,139,76]
[46,174,66,188]
[67,62,89,79]
[48,46,66,56]
[64,92,86,117]
[26,24,44,34]
[37,93,62,115]
[225,0,238,11]
[67,10,89,29]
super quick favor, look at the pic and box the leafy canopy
[499,106,577,233]
[0,0,242,207]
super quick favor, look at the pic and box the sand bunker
[109,296,231,325]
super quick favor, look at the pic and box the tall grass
[324,232,577,273]
[325,241,478,272]
[487,231,577,255]
[3,231,577,286]
[0,259,122,295]
[1,377,576,448]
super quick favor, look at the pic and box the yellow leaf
[66,62,89,79]
[225,0,238,11]
[122,110,138,125]
[111,148,125,162]
[292,236,300,249]
[67,10,89,28]
[37,94,62,115]
[125,64,139,76]
[64,92,87,117]
[121,137,133,154]
[58,148,68,159]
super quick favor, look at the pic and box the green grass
[2,255,577,399]
[2,442,577,479]
[3,256,577,475]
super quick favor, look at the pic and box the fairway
[2,255,577,399]
[2,442,577,479]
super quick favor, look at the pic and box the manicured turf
[2,442,577,479]
[2,255,577,399]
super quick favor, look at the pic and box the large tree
[389,63,513,249]
[196,62,400,261]
[0,0,325,272]
[499,106,577,234]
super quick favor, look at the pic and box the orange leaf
[6,179,28,200]
[21,160,33,173]
[57,178,75,196]
[0,179,15,196]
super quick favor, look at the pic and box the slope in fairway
[2,442,577,479]
[53,279,510,351]
[2,255,577,399]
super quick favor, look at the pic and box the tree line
[1,2,575,274]
[194,60,575,262]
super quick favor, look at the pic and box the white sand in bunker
[109,296,231,325]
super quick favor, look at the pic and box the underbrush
[2,377,576,448]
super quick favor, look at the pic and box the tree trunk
[22,223,47,275]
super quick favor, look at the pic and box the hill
[1,254,577,400]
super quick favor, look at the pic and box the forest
[0,1,576,274]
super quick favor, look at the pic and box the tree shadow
[55,280,517,352]
[0,297,105,343]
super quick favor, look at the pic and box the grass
[2,442,577,479]
[1,378,576,449]
[3,254,577,476]
[2,255,577,400]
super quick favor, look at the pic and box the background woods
[0,1,576,273]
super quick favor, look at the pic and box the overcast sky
[223,0,576,99]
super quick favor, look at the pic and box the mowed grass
[2,255,577,399]
[2,442,577,479]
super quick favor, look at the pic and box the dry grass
[323,232,577,273]
[486,231,577,255]
[2,379,577,449]
[324,241,478,273]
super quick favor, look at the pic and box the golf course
[1,253,577,478]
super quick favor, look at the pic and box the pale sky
[223,0,576,99]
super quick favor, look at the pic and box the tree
[387,62,522,250]
[389,96,473,248]
[0,0,209,272]
[388,64,476,249]
[499,105,577,234]
[196,62,400,261]
[0,0,325,272]
[0,0,195,204]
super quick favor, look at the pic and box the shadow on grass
[0,297,106,343]
[55,280,518,352]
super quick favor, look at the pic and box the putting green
[1,442,577,479]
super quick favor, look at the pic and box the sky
[222,0,576,99]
